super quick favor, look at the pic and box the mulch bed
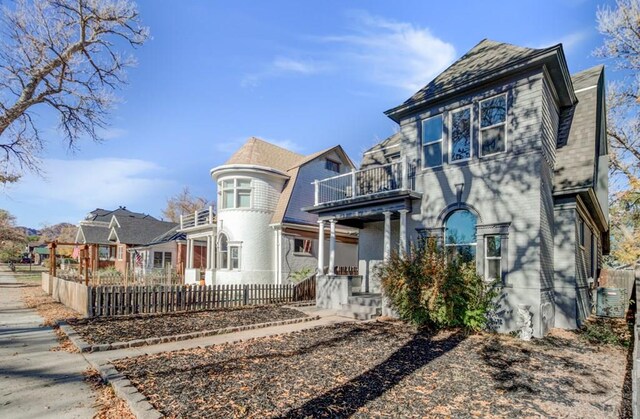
[114,321,628,418]
[68,306,308,344]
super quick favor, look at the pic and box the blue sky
[2,0,618,227]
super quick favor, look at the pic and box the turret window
[219,178,252,209]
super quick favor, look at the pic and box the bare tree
[163,187,214,223]
[0,0,148,182]
[594,0,640,264]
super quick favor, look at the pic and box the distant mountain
[16,226,40,237]
[39,223,77,243]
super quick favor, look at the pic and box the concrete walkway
[0,271,96,419]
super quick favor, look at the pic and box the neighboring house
[180,137,359,285]
[106,215,177,275]
[306,39,609,337]
[75,207,177,276]
[128,226,187,277]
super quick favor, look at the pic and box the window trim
[448,105,473,164]
[218,233,241,271]
[117,246,124,261]
[421,114,444,169]
[578,217,585,249]
[218,177,252,210]
[479,92,508,158]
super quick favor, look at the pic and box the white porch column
[186,238,191,269]
[399,209,408,256]
[205,236,211,270]
[317,220,325,275]
[329,219,337,275]
[383,211,392,262]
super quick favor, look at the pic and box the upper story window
[294,238,312,254]
[325,159,340,173]
[219,178,251,209]
[422,115,443,168]
[450,107,472,162]
[480,94,507,156]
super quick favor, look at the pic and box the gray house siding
[553,201,578,328]
[358,70,556,336]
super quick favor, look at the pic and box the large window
[450,107,472,162]
[444,209,477,262]
[422,115,443,168]
[480,94,507,156]
[485,235,502,281]
[218,234,240,270]
[153,251,172,269]
[219,178,252,209]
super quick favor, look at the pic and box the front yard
[114,321,630,418]
[68,306,309,345]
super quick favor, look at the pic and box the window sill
[293,252,313,257]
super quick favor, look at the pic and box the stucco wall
[279,234,357,284]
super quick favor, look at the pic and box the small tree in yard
[377,240,498,332]
[0,0,148,182]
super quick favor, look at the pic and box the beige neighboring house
[181,137,359,285]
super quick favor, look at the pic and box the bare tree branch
[0,0,148,182]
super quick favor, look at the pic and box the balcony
[180,206,215,230]
[314,159,416,206]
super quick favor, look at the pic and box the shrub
[290,267,314,283]
[579,318,631,347]
[377,241,498,332]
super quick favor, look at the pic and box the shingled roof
[84,207,157,222]
[404,40,541,106]
[554,65,605,193]
[360,132,403,169]
[109,217,178,246]
[77,224,111,245]
[223,137,305,173]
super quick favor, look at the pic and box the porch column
[205,236,211,270]
[328,219,337,275]
[399,209,408,256]
[383,211,392,262]
[186,238,193,269]
[317,220,325,275]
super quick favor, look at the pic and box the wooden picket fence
[88,283,314,317]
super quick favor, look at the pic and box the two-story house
[306,40,609,337]
[180,137,359,285]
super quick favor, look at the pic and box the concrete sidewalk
[0,270,95,419]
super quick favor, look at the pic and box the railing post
[209,206,214,224]
[180,214,183,230]
[314,180,319,206]
[401,155,408,190]
[194,210,198,227]
[351,169,356,198]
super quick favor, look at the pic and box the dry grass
[84,369,135,419]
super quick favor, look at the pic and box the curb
[95,361,163,419]
[60,315,320,353]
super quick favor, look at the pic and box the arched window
[219,234,228,269]
[444,209,477,262]
[218,233,240,270]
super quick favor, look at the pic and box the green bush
[377,241,498,332]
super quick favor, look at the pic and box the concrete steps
[337,294,382,320]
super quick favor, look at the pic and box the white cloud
[532,31,589,53]
[241,12,456,93]
[4,158,177,224]
[317,11,456,92]
[241,57,329,87]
